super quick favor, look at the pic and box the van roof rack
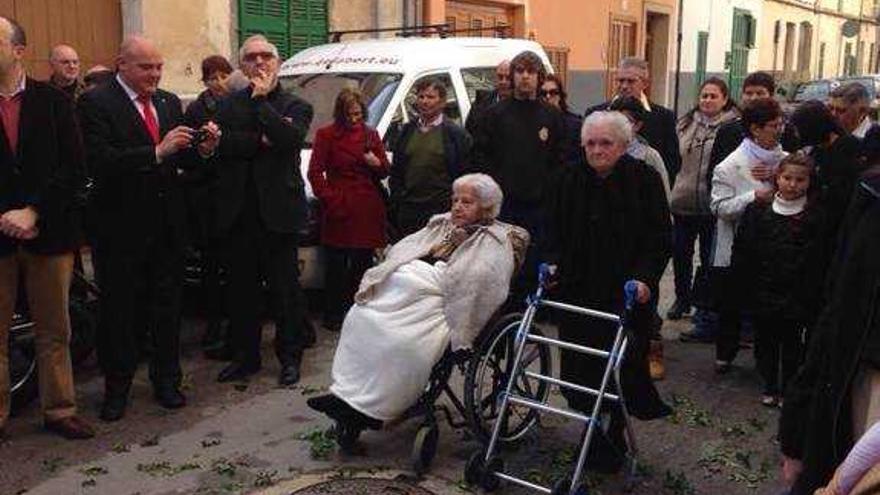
[328,23,510,42]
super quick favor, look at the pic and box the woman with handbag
[308,88,390,331]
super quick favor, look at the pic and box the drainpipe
[673,0,684,117]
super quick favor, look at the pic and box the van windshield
[280,72,402,146]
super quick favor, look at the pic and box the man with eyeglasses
[212,35,313,387]
[585,57,681,184]
[473,50,566,306]
[47,44,83,100]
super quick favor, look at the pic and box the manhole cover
[291,478,436,494]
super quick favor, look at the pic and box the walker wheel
[552,476,589,495]
[482,456,503,491]
[411,423,439,475]
[464,450,485,485]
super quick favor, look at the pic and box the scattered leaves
[41,456,65,474]
[253,470,277,487]
[79,466,108,477]
[663,470,695,495]
[139,434,160,447]
[296,427,336,460]
[201,438,222,448]
[111,442,131,453]
[667,394,714,427]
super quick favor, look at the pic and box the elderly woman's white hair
[452,173,504,219]
[581,110,634,147]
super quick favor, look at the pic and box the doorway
[645,11,670,105]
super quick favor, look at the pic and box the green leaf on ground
[296,427,336,460]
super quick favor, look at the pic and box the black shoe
[217,362,261,383]
[204,345,234,362]
[679,329,715,343]
[279,363,301,386]
[302,319,317,348]
[100,394,128,422]
[154,386,186,409]
[666,299,692,320]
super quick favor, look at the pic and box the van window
[461,67,496,103]
[280,72,402,145]
[402,73,462,125]
[794,81,830,102]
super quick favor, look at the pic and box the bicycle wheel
[464,312,552,443]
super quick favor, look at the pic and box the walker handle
[624,280,639,312]
[538,263,556,287]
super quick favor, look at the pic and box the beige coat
[356,214,529,350]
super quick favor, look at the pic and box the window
[797,22,813,76]
[461,67,497,103]
[238,0,327,59]
[544,46,570,87]
[819,42,826,78]
[695,31,709,88]
[401,73,462,124]
[608,20,637,69]
[783,22,796,76]
[794,80,830,103]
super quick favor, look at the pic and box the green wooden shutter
[290,0,327,55]
[729,8,751,99]
[239,0,291,59]
[695,31,709,89]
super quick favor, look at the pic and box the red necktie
[137,95,160,144]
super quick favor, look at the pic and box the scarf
[772,193,807,216]
[741,138,787,168]
[427,222,483,261]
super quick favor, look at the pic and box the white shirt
[116,74,163,162]
[853,115,875,139]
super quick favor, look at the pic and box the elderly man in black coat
[547,110,672,473]
[779,168,880,494]
[213,35,314,386]
[585,57,681,184]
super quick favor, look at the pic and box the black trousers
[671,214,714,306]
[224,215,304,368]
[323,246,373,326]
[97,230,183,388]
[754,316,804,395]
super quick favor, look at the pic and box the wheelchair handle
[537,263,556,287]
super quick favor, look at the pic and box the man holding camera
[77,36,219,421]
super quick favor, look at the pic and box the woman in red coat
[308,88,390,331]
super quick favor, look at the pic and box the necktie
[137,94,160,144]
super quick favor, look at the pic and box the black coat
[812,135,866,240]
[77,78,192,250]
[0,79,85,256]
[779,171,880,495]
[389,118,472,212]
[546,155,672,419]
[586,100,681,183]
[464,88,499,137]
[213,86,313,236]
[731,200,827,324]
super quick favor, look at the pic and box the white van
[279,37,552,288]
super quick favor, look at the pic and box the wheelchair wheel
[464,312,552,444]
[9,316,38,413]
[411,423,439,475]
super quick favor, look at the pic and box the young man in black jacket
[390,77,472,237]
[213,35,313,387]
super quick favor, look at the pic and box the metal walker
[464,263,641,494]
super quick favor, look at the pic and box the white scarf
[771,193,807,216]
[741,138,787,168]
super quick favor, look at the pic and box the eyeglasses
[539,89,560,97]
[242,51,276,63]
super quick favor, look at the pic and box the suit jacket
[77,78,192,251]
[0,78,85,255]
[214,85,313,236]
[586,99,682,183]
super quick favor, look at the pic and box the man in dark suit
[585,57,681,183]
[464,60,510,137]
[78,36,219,421]
[213,35,313,386]
[0,16,94,440]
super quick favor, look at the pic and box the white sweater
[709,145,782,267]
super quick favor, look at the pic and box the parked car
[778,75,880,117]
[278,37,553,289]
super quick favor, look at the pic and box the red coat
[308,123,390,248]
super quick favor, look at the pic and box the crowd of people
[1,12,880,494]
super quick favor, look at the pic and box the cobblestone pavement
[0,268,789,495]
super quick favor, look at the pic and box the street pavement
[0,267,789,495]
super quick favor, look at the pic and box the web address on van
[283,56,402,69]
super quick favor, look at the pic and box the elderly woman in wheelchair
[307,173,528,451]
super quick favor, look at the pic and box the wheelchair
[394,309,554,475]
